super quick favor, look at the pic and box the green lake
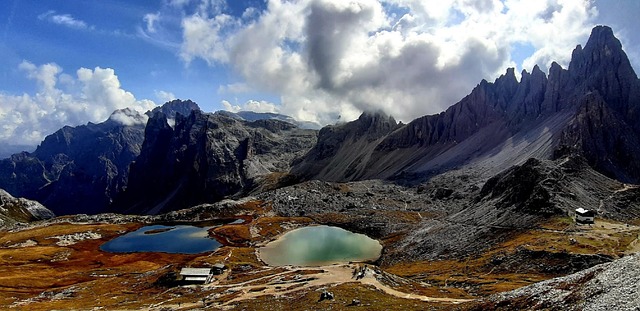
[259,225,382,266]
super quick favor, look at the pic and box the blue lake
[259,225,382,266]
[100,225,221,254]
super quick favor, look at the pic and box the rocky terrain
[473,253,640,310]
[264,154,639,264]
[0,189,55,228]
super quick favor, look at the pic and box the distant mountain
[0,100,200,215]
[0,188,55,227]
[218,110,323,130]
[0,145,35,159]
[292,26,640,184]
[111,109,318,215]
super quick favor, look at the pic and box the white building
[179,268,213,284]
[575,208,595,224]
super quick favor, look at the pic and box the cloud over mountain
[176,0,598,124]
[0,61,155,149]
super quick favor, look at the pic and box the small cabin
[575,208,595,224]
[179,268,213,284]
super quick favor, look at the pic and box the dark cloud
[178,0,600,124]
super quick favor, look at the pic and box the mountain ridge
[292,25,640,184]
[0,100,201,215]
[111,109,318,214]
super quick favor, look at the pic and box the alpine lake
[100,224,223,254]
[258,225,383,266]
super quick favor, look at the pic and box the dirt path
[614,184,639,193]
[201,264,472,308]
[149,264,472,310]
[358,268,470,303]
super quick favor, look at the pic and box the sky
[0,0,639,154]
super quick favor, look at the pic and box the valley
[1,186,639,310]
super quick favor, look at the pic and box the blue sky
[0,0,639,153]
[0,0,273,111]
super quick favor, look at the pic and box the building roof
[212,263,225,269]
[576,208,595,216]
[184,276,209,282]
[180,268,212,276]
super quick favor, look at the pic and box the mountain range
[1,25,639,218]
[293,25,640,184]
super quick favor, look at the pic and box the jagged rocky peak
[315,110,399,149]
[495,67,519,95]
[150,99,201,119]
[0,102,151,215]
[569,25,629,76]
[569,25,639,114]
[354,110,399,138]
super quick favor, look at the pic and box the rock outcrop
[0,189,55,227]
[478,158,563,216]
[474,253,640,310]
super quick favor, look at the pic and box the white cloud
[242,100,279,113]
[109,108,150,126]
[143,13,160,33]
[221,99,279,114]
[155,90,177,103]
[180,13,237,64]
[218,82,252,94]
[221,100,241,112]
[176,0,597,124]
[0,61,156,149]
[38,11,91,30]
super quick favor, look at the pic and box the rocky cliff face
[0,188,55,227]
[291,111,400,181]
[0,100,200,215]
[113,110,318,214]
[150,99,200,119]
[292,26,640,184]
[0,115,145,215]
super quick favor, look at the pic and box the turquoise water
[259,225,382,266]
[100,225,221,254]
